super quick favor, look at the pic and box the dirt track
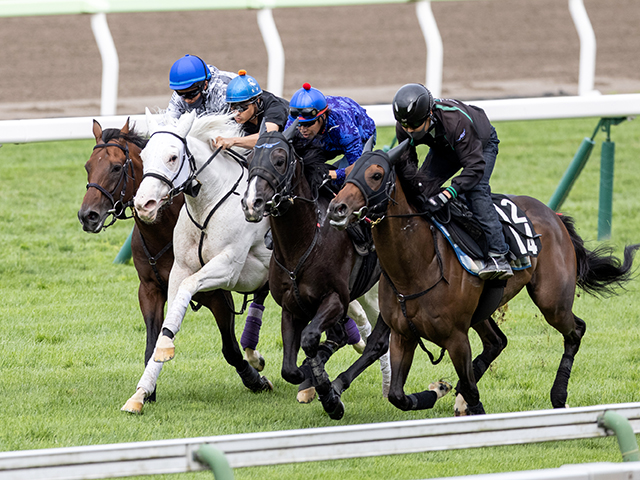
[0,0,638,120]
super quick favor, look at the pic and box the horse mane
[291,135,330,193]
[188,113,244,146]
[101,125,148,149]
[395,150,442,204]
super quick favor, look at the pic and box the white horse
[122,110,273,413]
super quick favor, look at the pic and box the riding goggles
[176,82,205,99]
[230,99,256,113]
[398,115,429,130]
[290,106,328,123]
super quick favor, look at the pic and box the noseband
[86,141,135,228]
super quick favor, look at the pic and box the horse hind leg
[241,286,269,372]
[550,314,586,408]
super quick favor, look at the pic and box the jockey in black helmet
[393,83,512,280]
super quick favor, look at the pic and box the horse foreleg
[448,331,484,416]
[347,300,368,353]
[333,313,391,396]
[201,289,272,393]
[153,288,192,362]
[387,331,420,411]
[241,285,269,372]
[121,350,164,414]
[138,281,167,403]
[280,310,306,385]
[453,317,508,397]
[550,315,586,408]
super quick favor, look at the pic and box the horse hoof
[328,400,345,420]
[245,348,265,372]
[258,376,273,392]
[153,335,175,363]
[121,388,146,414]
[297,387,317,404]
[454,393,469,416]
[429,380,453,399]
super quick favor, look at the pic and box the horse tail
[560,213,640,297]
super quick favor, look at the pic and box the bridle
[86,141,135,229]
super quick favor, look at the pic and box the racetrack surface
[0,0,638,120]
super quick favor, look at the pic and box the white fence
[1,403,639,480]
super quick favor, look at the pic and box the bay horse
[240,123,397,419]
[131,110,273,410]
[78,117,268,414]
[327,140,639,415]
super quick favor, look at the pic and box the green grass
[0,116,639,479]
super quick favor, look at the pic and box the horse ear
[176,110,196,138]
[259,118,267,136]
[363,135,375,152]
[145,107,159,135]
[284,119,298,141]
[387,138,410,166]
[92,119,103,144]
[121,117,131,135]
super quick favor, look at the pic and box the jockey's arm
[214,121,280,150]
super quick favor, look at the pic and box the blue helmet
[169,54,212,91]
[226,70,263,104]
[289,83,328,123]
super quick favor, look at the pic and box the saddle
[432,194,541,277]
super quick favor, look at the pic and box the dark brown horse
[241,124,388,419]
[78,118,269,414]
[327,140,638,415]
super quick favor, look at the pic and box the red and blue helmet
[288,83,328,123]
[226,70,263,104]
[169,54,212,91]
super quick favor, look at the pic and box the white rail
[0,0,597,115]
[1,94,638,145]
[0,403,639,480]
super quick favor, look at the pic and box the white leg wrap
[357,321,372,339]
[137,350,164,394]
[162,289,193,336]
[379,349,391,398]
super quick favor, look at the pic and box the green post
[548,136,596,211]
[598,139,615,240]
[598,410,640,462]
[194,445,235,480]
[113,228,133,264]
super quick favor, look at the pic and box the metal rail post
[598,410,640,462]
[194,445,235,480]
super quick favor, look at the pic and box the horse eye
[169,155,178,163]
[112,164,122,173]
[372,172,383,181]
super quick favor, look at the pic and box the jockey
[285,83,376,187]
[214,70,289,150]
[393,83,512,280]
[165,54,236,120]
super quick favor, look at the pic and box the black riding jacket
[396,98,493,195]
[242,91,289,136]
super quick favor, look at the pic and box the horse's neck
[373,179,438,289]
[270,163,319,263]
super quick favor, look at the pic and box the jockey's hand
[213,136,235,150]
[426,191,450,213]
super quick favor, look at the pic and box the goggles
[230,99,256,113]
[290,107,321,121]
[176,82,204,100]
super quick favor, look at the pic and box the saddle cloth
[432,194,542,277]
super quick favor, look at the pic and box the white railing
[0,0,599,116]
[0,403,639,479]
[2,94,639,144]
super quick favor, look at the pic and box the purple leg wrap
[345,317,362,345]
[241,303,264,350]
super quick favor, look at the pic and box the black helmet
[392,83,434,129]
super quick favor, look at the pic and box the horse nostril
[253,198,264,211]
[336,203,347,217]
[87,211,99,222]
[144,199,157,212]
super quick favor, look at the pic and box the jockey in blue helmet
[214,70,289,150]
[165,54,236,121]
[285,83,376,187]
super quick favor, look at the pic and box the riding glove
[426,192,449,213]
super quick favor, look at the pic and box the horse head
[78,117,144,233]
[241,120,299,222]
[327,139,409,230]
[134,108,196,223]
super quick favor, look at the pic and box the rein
[86,141,136,228]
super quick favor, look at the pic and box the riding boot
[478,252,513,280]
